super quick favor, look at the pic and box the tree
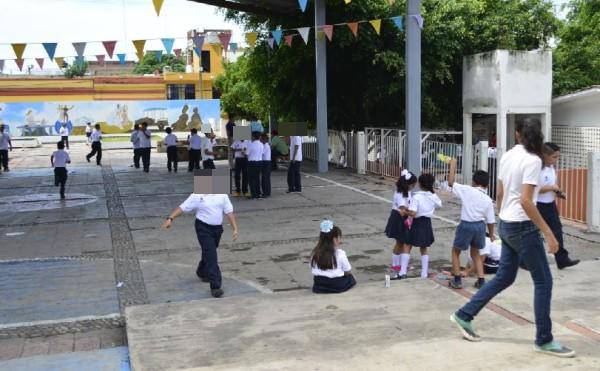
[64,61,88,78]
[553,0,600,96]
[133,53,186,75]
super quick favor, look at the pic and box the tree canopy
[133,53,186,75]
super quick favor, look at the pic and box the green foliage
[133,53,186,75]
[220,0,558,130]
[553,0,600,96]
[63,61,88,78]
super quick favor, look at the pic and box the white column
[498,110,509,154]
[476,140,489,171]
[587,152,600,233]
[462,113,473,184]
[357,131,366,174]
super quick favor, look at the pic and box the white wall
[553,94,600,127]
[500,50,552,110]
[463,52,500,112]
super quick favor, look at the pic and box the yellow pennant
[387,0,395,5]
[11,43,26,59]
[316,31,325,42]
[245,32,258,47]
[136,52,144,61]
[152,0,164,16]
[132,40,146,57]
[370,19,382,35]
[344,0,352,4]
[54,57,64,67]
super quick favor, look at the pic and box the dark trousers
[261,160,271,196]
[203,159,215,169]
[87,142,102,165]
[133,148,141,168]
[140,147,151,172]
[537,202,570,266]
[194,219,224,290]
[167,146,178,172]
[54,167,67,197]
[188,149,201,171]
[0,149,8,170]
[61,136,69,149]
[287,160,302,192]
[234,157,248,193]
[248,161,262,198]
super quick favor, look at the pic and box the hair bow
[401,169,412,180]
[320,220,334,233]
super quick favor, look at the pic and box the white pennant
[297,27,310,44]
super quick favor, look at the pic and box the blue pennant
[42,43,57,60]
[117,53,126,65]
[272,29,283,45]
[298,0,308,12]
[391,16,404,32]
[161,38,174,54]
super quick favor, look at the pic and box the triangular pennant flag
[96,55,106,66]
[272,29,283,45]
[154,50,163,62]
[218,33,232,51]
[344,0,351,4]
[297,27,310,44]
[152,0,164,16]
[0,60,4,72]
[268,37,275,49]
[72,42,86,57]
[11,44,26,59]
[412,14,424,29]
[391,16,403,31]
[386,0,395,5]
[174,48,182,58]
[35,58,45,69]
[194,47,201,57]
[347,22,359,37]
[245,32,258,47]
[161,38,174,54]
[42,43,57,60]
[298,0,308,12]
[117,53,126,65]
[370,19,382,35]
[322,25,333,41]
[102,41,117,58]
[15,58,25,71]
[55,57,64,68]
[75,56,85,67]
[230,43,238,53]
[316,31,326,42]
[132,40,146,57]
[136,52,145,61]
[193,33,205,50]
[284,35,294,47]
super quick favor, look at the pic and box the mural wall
[0,99,221,136]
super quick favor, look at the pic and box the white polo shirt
[202,138,215,160]
[0,132,10,150]
[231,140,248,159]
[262,142,271,161]
[179,194,234,226]
[138,129,152,148]
[451,183,495,223]
[247,140,263,162]
[59,126,69,136]
[480,237,502,261]
[52,150,70,168]
[537,166,557,204]
[498,144,542,222]
[290,136,303,161]
[311,248,352,278]
[90,130,102,143]
[164,133,177,147]
[392,192,411,211]
[409,191,442,218]
[85,125,93,134]
[130,131,140,149]
[189,134,202,150]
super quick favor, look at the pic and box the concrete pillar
[315,0,329,173]
[462,113,473,185]
[542,110,552,141]
[587,152,600,233]
[405,0,422,175]
[498,111,509,155]
[476,140,489,171]
[357,131,366,174]
[398,133,405,169]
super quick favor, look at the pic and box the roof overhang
[187,0,299,16]
[553,86,600,105]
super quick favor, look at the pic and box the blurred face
[333,235,342,247]
[544,150,559,166]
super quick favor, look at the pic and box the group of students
[128,123,153,172]
[231,131,272,199]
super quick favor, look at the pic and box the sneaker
[448,280,463,289]
[474,279,485,289]
[534,341,576,358]
[390,274,407,280]
[450,313,481,342]
[211,288,224,298]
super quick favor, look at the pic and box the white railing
[302,130,359,170]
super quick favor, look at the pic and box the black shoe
[448,280,463,289]
[473,279,485,289]
[60,194,66,200]
[196,272,210,283]
[390,274,407,280]
[168,169,171,172]
[557,259,580,270]
[211,288,224,298]
[86,156,90,163]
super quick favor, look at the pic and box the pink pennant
[284,35,294,47]
[174,48,182,58]
[15,58,25,71]
[322,25,333,41]
[35,58,44,69]
[102,41,117,58]
[96,55,106,66]
[347,22,359,37]
[218,32,232,51]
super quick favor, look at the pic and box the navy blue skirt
[312,274,356,294]
[408,216,434,247]
[385,210,409,243]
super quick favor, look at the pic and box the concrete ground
[1,142,599,370]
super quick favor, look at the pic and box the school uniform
[287,136,302,192]
[59,126,70,149]
[479,237,501,274]
[385,192,411,243]
[311,249,356,294]
[188,134,202,171]
[231,140,248,194]
[451,183,495,250]
[52,149,70,198]
[247,139,263,199]
[261,142,272,197]
[202,137,216,170]
[0,132,11,171]
[130,130,141,168]
[164,133,178,172]
[408,191,442,247]
[179,193,234,291]
[86,129,102,165]
[138,129,152,172]
[85,125,92,142]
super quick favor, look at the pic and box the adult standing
[270,130,288,170]
[130,123,141,168]
[0,124,13,172]
[450,118,575,358]
[287,135,302,193]
[247,131,264,199]
[139,122,152,173]
[161,193,238,298]
[86,124,102,165]
[188,128,202,172]
[225,114,235,168]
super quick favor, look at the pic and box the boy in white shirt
[85,122,93,145]
[202,131,216,170]
[246,132,264,199]
[0,124,12,172]
[287,135,303,193]
[130,123,141,168]
[86,124,102,165]
[231,139,249,197]
[138,122,152,173]
[260,133,272,197]
[164,127,178,172]
[188,128,202,172]
[51,141,71,199]
[59,124,70,149]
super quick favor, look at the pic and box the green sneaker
[450,313,481,342]
[534,341,576,358]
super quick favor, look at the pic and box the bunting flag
[35,58,44,69]
[154,50,163,62]
[152,0,164,16]
[132,40,146,57]
[245,32,258,47]
[117,53,126,65]
[412,14,424,29]
[102,41,117,58]
[96,55,106,66]
[174,48,182,58]
[75,56,85,67]
[322,25,333,41]
[370,19,382,35]
[272,29,283,45]
[344,0,351,3]
[193,34,204,57]
[230,43,238,53]
[15,58,25,71]
[218,32,232,51]
[42,43,57,60]
[72,42,86,57]
[298,0,308,12]
[161,38,174,54]
[0,60,4,72]
[268,37,275,49]
[347,22,359,37]
[297,27,310,44]
[136,52,144,61]
[386,0,395,5]
[391,16,403,31]
[55,57,64,68]
[11,43,26,59]
[316,31,326,42]
[284,35,294,47]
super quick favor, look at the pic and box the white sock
[392,254,400,267]
[421,255,430,278]
[399,254,410,275]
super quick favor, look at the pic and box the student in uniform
[139,122,152,173]
[86,124,102,165]
[202,131,216,170]
[246,131,264,199]
[188,128,202,172]
[231,139,249,197]
[311,220,356,294]
[447,158,496,289]
[51,141,71,199]
[85,122,93,145]
[385,169,417,279]
[260,133,272,197]
[130,123,141,168]
[287,135,303,193]
[0,124,12,172]
[59,124,70,150]
[161,192,239,298]
[164,127,178,172]
[537,142,579,269]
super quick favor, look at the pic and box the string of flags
[297,0,397,12]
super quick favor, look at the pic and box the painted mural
[0,99,221,136]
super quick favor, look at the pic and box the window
[201,50,211,72]
[167,84,196,100]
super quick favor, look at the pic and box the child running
[385,169,417,279]
[51,141,71,199]
[311,220,356,294]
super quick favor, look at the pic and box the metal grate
[552,126,600,168]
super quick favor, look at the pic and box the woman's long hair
[397,171,417,197]
[310,226,342,270]
[516,118,544,160]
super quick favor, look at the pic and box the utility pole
[406,0,422,175]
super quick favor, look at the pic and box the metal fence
[302,130,359,170]
[556,154,588,223]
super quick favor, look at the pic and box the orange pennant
[347,22,359,37]
[11,43,26,59]
[322,25,333,41]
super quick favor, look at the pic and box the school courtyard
[1,141,599,370]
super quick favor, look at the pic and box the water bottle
[385,274,391,288]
